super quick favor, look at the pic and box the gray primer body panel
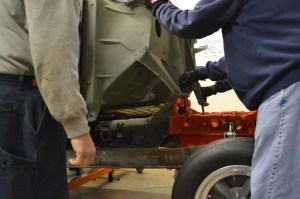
[80,0,196,122]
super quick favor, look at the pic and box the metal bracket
[224,122,238,138]
[67,146,202,169]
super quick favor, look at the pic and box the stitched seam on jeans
[34,130,42,199]
[1,168,8,198]
[35,105,46,135]
[267,89,286,199]
[27,96,36,134]
[33,107,46,199]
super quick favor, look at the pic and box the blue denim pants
[251,81,300,199]
[0,75,69,199]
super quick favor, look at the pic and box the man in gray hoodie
[0,1,96,198]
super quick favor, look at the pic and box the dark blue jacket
[153,0,300,110]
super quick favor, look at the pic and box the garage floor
[69,169,175,199]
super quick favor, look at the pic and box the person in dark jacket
[149,0,300,198]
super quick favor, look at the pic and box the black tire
[136,168,144,173]
[108,172,114,182]
[171,137,254,199]
[75,168,83,176]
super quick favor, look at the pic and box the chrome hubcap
[194,165,251,199]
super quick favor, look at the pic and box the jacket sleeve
[199,57,228,81]
[24,0,90,138]
[153,0,242,39]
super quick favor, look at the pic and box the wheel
[75,168,82,176]
[68,168,83,176]
[108,172,114,182]
[171,137,254,199]
[136,168,144,173]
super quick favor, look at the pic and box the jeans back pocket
[0,100,16,112]
[0,147,38,199]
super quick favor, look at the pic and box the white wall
[171,0,199,9]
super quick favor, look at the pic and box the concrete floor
[69,169,175,199]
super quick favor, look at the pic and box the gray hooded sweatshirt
[0,0,90,138]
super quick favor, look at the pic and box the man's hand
[69,133,96,168]
[178,71,197,92]
[200,87,216,101]
[200,80,232,101]
[147,0,168,6]
[178,67,208,92]
[212,80,232,93]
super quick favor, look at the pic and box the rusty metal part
[67,146,202,169]
[169,98,257,147]
[182,96,189,119]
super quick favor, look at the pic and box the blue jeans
[0,75,69,199]
[251,81,300,199]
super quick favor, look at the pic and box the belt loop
[32,78,38,87]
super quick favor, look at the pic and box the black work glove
[201,80,232,101]
[178,67,208,92]
[211,80,232,93]
[200,87,215,101]
[150,0,168,5]
[145,0,167,9]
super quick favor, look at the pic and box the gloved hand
[201,80,232,101]
[211,80,232,93]
[178,67,207,92]
[145,0,167,8]
[200,87,215,101]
